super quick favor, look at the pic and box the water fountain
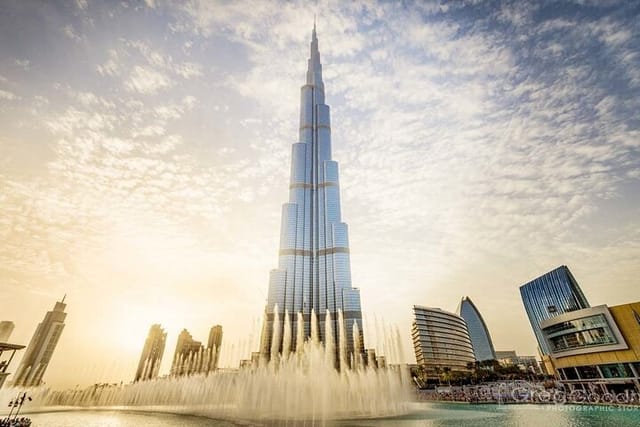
[1,309,412,422]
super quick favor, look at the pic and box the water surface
[22,403,640,426]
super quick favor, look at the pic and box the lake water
[19,402,640,426]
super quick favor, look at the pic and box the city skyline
[1,1,639,388]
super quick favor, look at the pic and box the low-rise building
[495,350,542,374]
[540,302,640,393]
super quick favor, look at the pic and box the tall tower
[260,25,364,367]
[12,298,67,387]
[520,265,590,355]
[207,325,223,371]
[170,328,203,376]
[134,324,166,382]
[457,296,496,361]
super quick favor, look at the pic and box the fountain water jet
[338,310,348,370]
[324,310,335,368]
[270,305,281,363]
[295,312,304,354]
[281,310,291,361]
[310,309,319,344]
[353,320,363,370]
[1,313,412,421]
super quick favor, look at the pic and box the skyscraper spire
[260,26,364,368]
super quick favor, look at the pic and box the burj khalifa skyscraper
[259,25,364,368]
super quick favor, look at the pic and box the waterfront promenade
[416,381,640,406]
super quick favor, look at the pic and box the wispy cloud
[126,65,172,94]
[0,0,638,385]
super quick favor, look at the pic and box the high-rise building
[0,321,15,342]
[12,298,67,387]
[207,325,223,370]
[411,306,476,375]
[456,296,496,361]
[520,265,590,355]
[259,25,364,367]
[134,324,166,382]
[171,326,223,376]
[171,329,203,376]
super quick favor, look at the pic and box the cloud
[62,24,83,43]
[0,0,638,380]
[125,65,172,94]
[126,40,204,79]
[0,89,19,100]
[97,49,120,76]
[14,59,30,70]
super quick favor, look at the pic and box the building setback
[520,265,590,355]
[134,324,166,382]
[457,296,496,362]
[259,25,364,367]
[412,305,476,374]
[12,298,67,387]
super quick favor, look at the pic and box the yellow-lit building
[540,302,640,393]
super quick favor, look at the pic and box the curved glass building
[520,265,590,355]
[259,26,364,367]
[457,296,496,361]
[411,306,476,372]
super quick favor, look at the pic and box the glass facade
[259,27,364,367]
[519,265,590,355]
[457,296,496,361]
[543,314,617,352]
[560,363,637,380]
[576,365,600,379]
[600,363,634,378]
[412,306,476,371]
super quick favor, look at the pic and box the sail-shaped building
[259,25,364,368]
[457,296,496,362]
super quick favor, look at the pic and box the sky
[0,0,639,389]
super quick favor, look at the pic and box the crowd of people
[416,382,640,406]
[0,417,32,427]
[417,388,517,403]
